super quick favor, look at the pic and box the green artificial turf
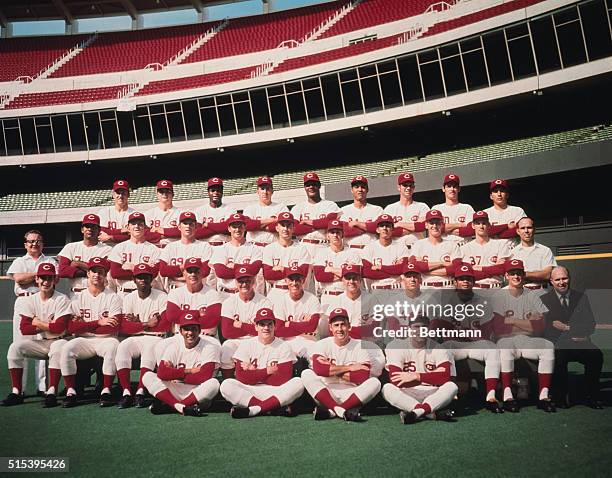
[1,322,611,478]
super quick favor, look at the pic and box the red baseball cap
[455,263,475,278]
[303,172,320,183]
[351,175,368,186]
[257,176,273,187]
[82,214,100,226]
[179,211,197,223]
[277,211,295,224]
[505,259,525,273]
[113,180,129,192]
[208,177,223,188]
[87,257,110,272]
[425,209,443,221]
[234,264,255,279]
[327,219,344,232]
[402,262,420,275]
[490,178,509,190]
[128,212,146,223]
[342,264,362,278]
[443,173,460,186]
[375,214,395,227]
[285,266,305,279]
[133,263,154,277]
[329,307,350,323]
[36,263,56,276]
[473,211,489,221]
[254,308,276,323]
[397,172,415,185]
[184,257,203,271]
[156,179,173,191]
[227,213,246,225]
[178,310,201,327]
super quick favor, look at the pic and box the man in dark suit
[541,266,603,409]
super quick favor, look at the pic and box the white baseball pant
[115,335,163,371]
[443,340,501,379]
[382,382,458,413]
[497,335,555,374]
[301,369,381,405]
[142,372,219,403]
[7,338,68,370]
[12,297,46,392]
[220,377,304,407]
[60,337,120,376]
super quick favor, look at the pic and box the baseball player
[146,179,181,247]
[291,171,341,256]
[194,177,238,246]
[382,315,458,424]
[312,220,362,308]
[301,308,381,421]
[57,214,112,296]
[220,308,304,418]
[158,211,213,290]
[243,176,289,247]
[262,211,311,302]
[271,266,322,359]
[459,211,510,289]
[432,174,475,243]
[115,263,169,409]
[491,259,555,412]
[3,263,72,408]
[219,265,273,378]
[325,264,385,377]
[509,217,557,294]
[361,214,409,292]
[430,264,502,412]
[484,179,525,247]
[383,172,429,250]
[339,176,383,250]
[410,210,461,288]
[142,310,220,417]
[108,212,162,297]
[6,229,56,395]
[60,257,122,408]
[97,179,135,244]
[209,213,263,298]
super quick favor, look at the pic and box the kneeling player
[142,310,220,417]
[301,308,381,421]
[382,315,458,424]
[220,308,304,418]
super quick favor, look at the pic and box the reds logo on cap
[473,211,489,221]
[82,214,100,226]
[87,257,109,271]
[327,220,343,231]
[397,173,415,185]
[113,180,129,191]
[208,177,223,188]
[257,176,272,186]
[444,173,460,185]
[235,265,255,279]
[179,211,196,222]
[134,263,153,276]
[228,213,246,224]
[184,313,194,321]
[303,172,320,183]
[342,264,362,277]
[185,257,202,269]
[376,214,394,226]
[426,210,443,221]
[277,212,294,222]
[351,175,368,185]
[505,259,524,273]
[36,263,56,276]
[157,179,173,190]
[285,266,304,278]
[490,178,508,190]
[254,308,276,323]
[456,264,475,278]
[329,307,349,322]
[402,262,419,274]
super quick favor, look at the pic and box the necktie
[561,296,568,309]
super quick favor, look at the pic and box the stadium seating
[0,124,609,212]
[3,85,127,110]
[0,35,88,82]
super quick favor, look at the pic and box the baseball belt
[524,283,547,290]
[272,284,289,290]
[473,283,501,289]
[321,290,343,296]
[17,292,34,297]
[220,287,238,294]
[208,241,225,246]
[252,242,269,247]
[348,244,366,249]
[371,283,403,290]
[71,287,86,293]
[120,288,136,293]
[301,238,328,245]
[422,280,454,287]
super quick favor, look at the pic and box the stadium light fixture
[150,155,157,159]
[287,138,295,143]
[217,147,225,152]
[442,110,451,116]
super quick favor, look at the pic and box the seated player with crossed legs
[302,308,381,422]
[4,263,72,408]
[142,310,220,417]
[115,263,169,409]
[220,308,304,419]
[382,315,458,424]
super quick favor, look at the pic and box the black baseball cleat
[134,394,147,408]
[230,406,251,419]
[118,395,134,409]
[537,399,557,413]
[183,404,202,417]
[62,394,78,408]
[313,406,331,421]
[343,408,361,422]
[149,398,173,415]
[2,393,24,406]
[399,411,418,425]
[486,400,504,414]
[434,408,456,422]
[272,405,297,417]
[503,399,520,413]
[36,390,46,398]
[99,393,114,408]
[42,394,58,408]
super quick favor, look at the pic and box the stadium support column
[262,0,270,15]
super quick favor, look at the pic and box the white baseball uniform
[262,241,311,301]
[97,205,135,245]
[108,240,162,294]
[361,240,408,289]
[209,241,263,294]
[339,203,383,248]
[159,239,213,290]
[411,238,461,287]
[60,289,123,378]
[382,338,458,414]
[272,290,322,358]
[57,241,112,292]
[194,202,238,245]
[510,243,557,291]
[145,205,182,247]
[313,247,362,306]
[243,201,289,245]
[432,202,475,242]
[460,238,510,287]
[384,200,429,248]
[291,199,340,253]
